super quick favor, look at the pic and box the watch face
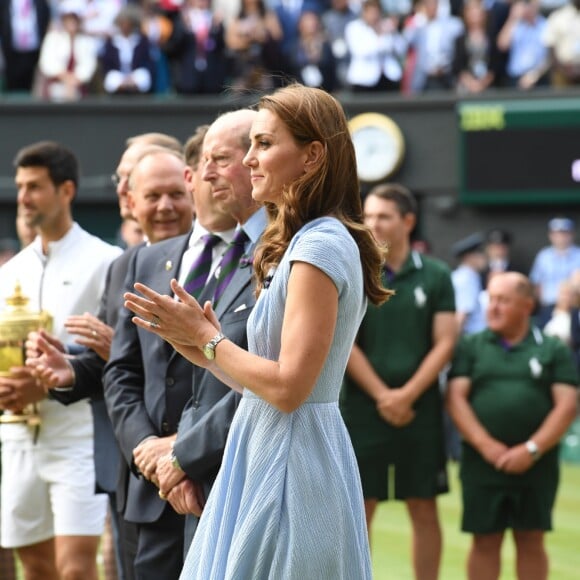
[202,345,215,360]
[349,113,405,183]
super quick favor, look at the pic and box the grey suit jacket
[173,244,257,482]
[172,224,264,547]
[104,232,195,524]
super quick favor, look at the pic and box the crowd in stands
[0,0,579,100]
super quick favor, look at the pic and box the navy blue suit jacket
[104,232,196,524]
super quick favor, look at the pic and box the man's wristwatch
[202,332,226,360]
[170,451,182,472]
[525,439,541,462]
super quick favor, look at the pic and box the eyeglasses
[111,173,131,187]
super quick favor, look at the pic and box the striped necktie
[213,228,249,305]
[183,234,222,298]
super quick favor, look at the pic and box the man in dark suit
[25,135,187,580]
[0,0,50,92]
[103,142,237,579]
[152,109,267,549]
[481,228,524,289]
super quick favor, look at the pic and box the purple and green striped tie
[213,228,250,305]
[183,234,222,298]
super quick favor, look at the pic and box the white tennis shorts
[1,440,107,548]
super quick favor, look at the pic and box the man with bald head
[113,133,184,227]
[447,272,578,580]
[103,140,238,579]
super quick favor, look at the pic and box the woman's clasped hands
[124,279,221,367]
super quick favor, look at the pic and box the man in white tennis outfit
[0,141,122,579]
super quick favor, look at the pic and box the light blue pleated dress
[180,217,372,579]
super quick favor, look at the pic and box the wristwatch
[170,451,182,472]
[202,332,226,360]
[525,439,541,462]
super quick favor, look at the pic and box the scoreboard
[458,98,580,205]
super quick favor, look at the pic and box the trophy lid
[5,281,29,309]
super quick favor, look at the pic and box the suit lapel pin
[165,260,173,271]
[240,255,253,268]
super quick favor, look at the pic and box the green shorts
[461,481,557,534]
[355,431,448,501]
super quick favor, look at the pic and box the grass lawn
[13,463,580,579]
[371,461,580,579]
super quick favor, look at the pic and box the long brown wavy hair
[253,84,393,306]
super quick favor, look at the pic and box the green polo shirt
[448,327,579,486]
[341,251,455,452]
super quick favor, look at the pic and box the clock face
[348,113,405,183]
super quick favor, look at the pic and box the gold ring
[91,329,97,337]
[159,490,167,500]
[150,315,161,329]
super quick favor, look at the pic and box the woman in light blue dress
[124,84,393,578]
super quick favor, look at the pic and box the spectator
[483,0,512,86]
[101,4,155,95]
[406,0,464,92]
[270,0,308,62]
[342,183,456,580]
[268,1,329,68]
[321,0,357,88]
[0,0,51,93]
[120,216,145,247]
[543,279,577,347]
[568,270,580,371]
[225,0,284,92]
[453,0,499,93]
[497,0,549,89]
[36,0,99,101]
[542,0,580,87]
[447,272,578,580]
[451,232,487,335]
[481,228,524,289]
[400,0,423,93]
[83,0,126,50]
[141,0,188,94]
[290,10,337,91]
[529,217,580,329]
[446,231,487,461]
[178,0,228,94]
[345,0,407,92]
